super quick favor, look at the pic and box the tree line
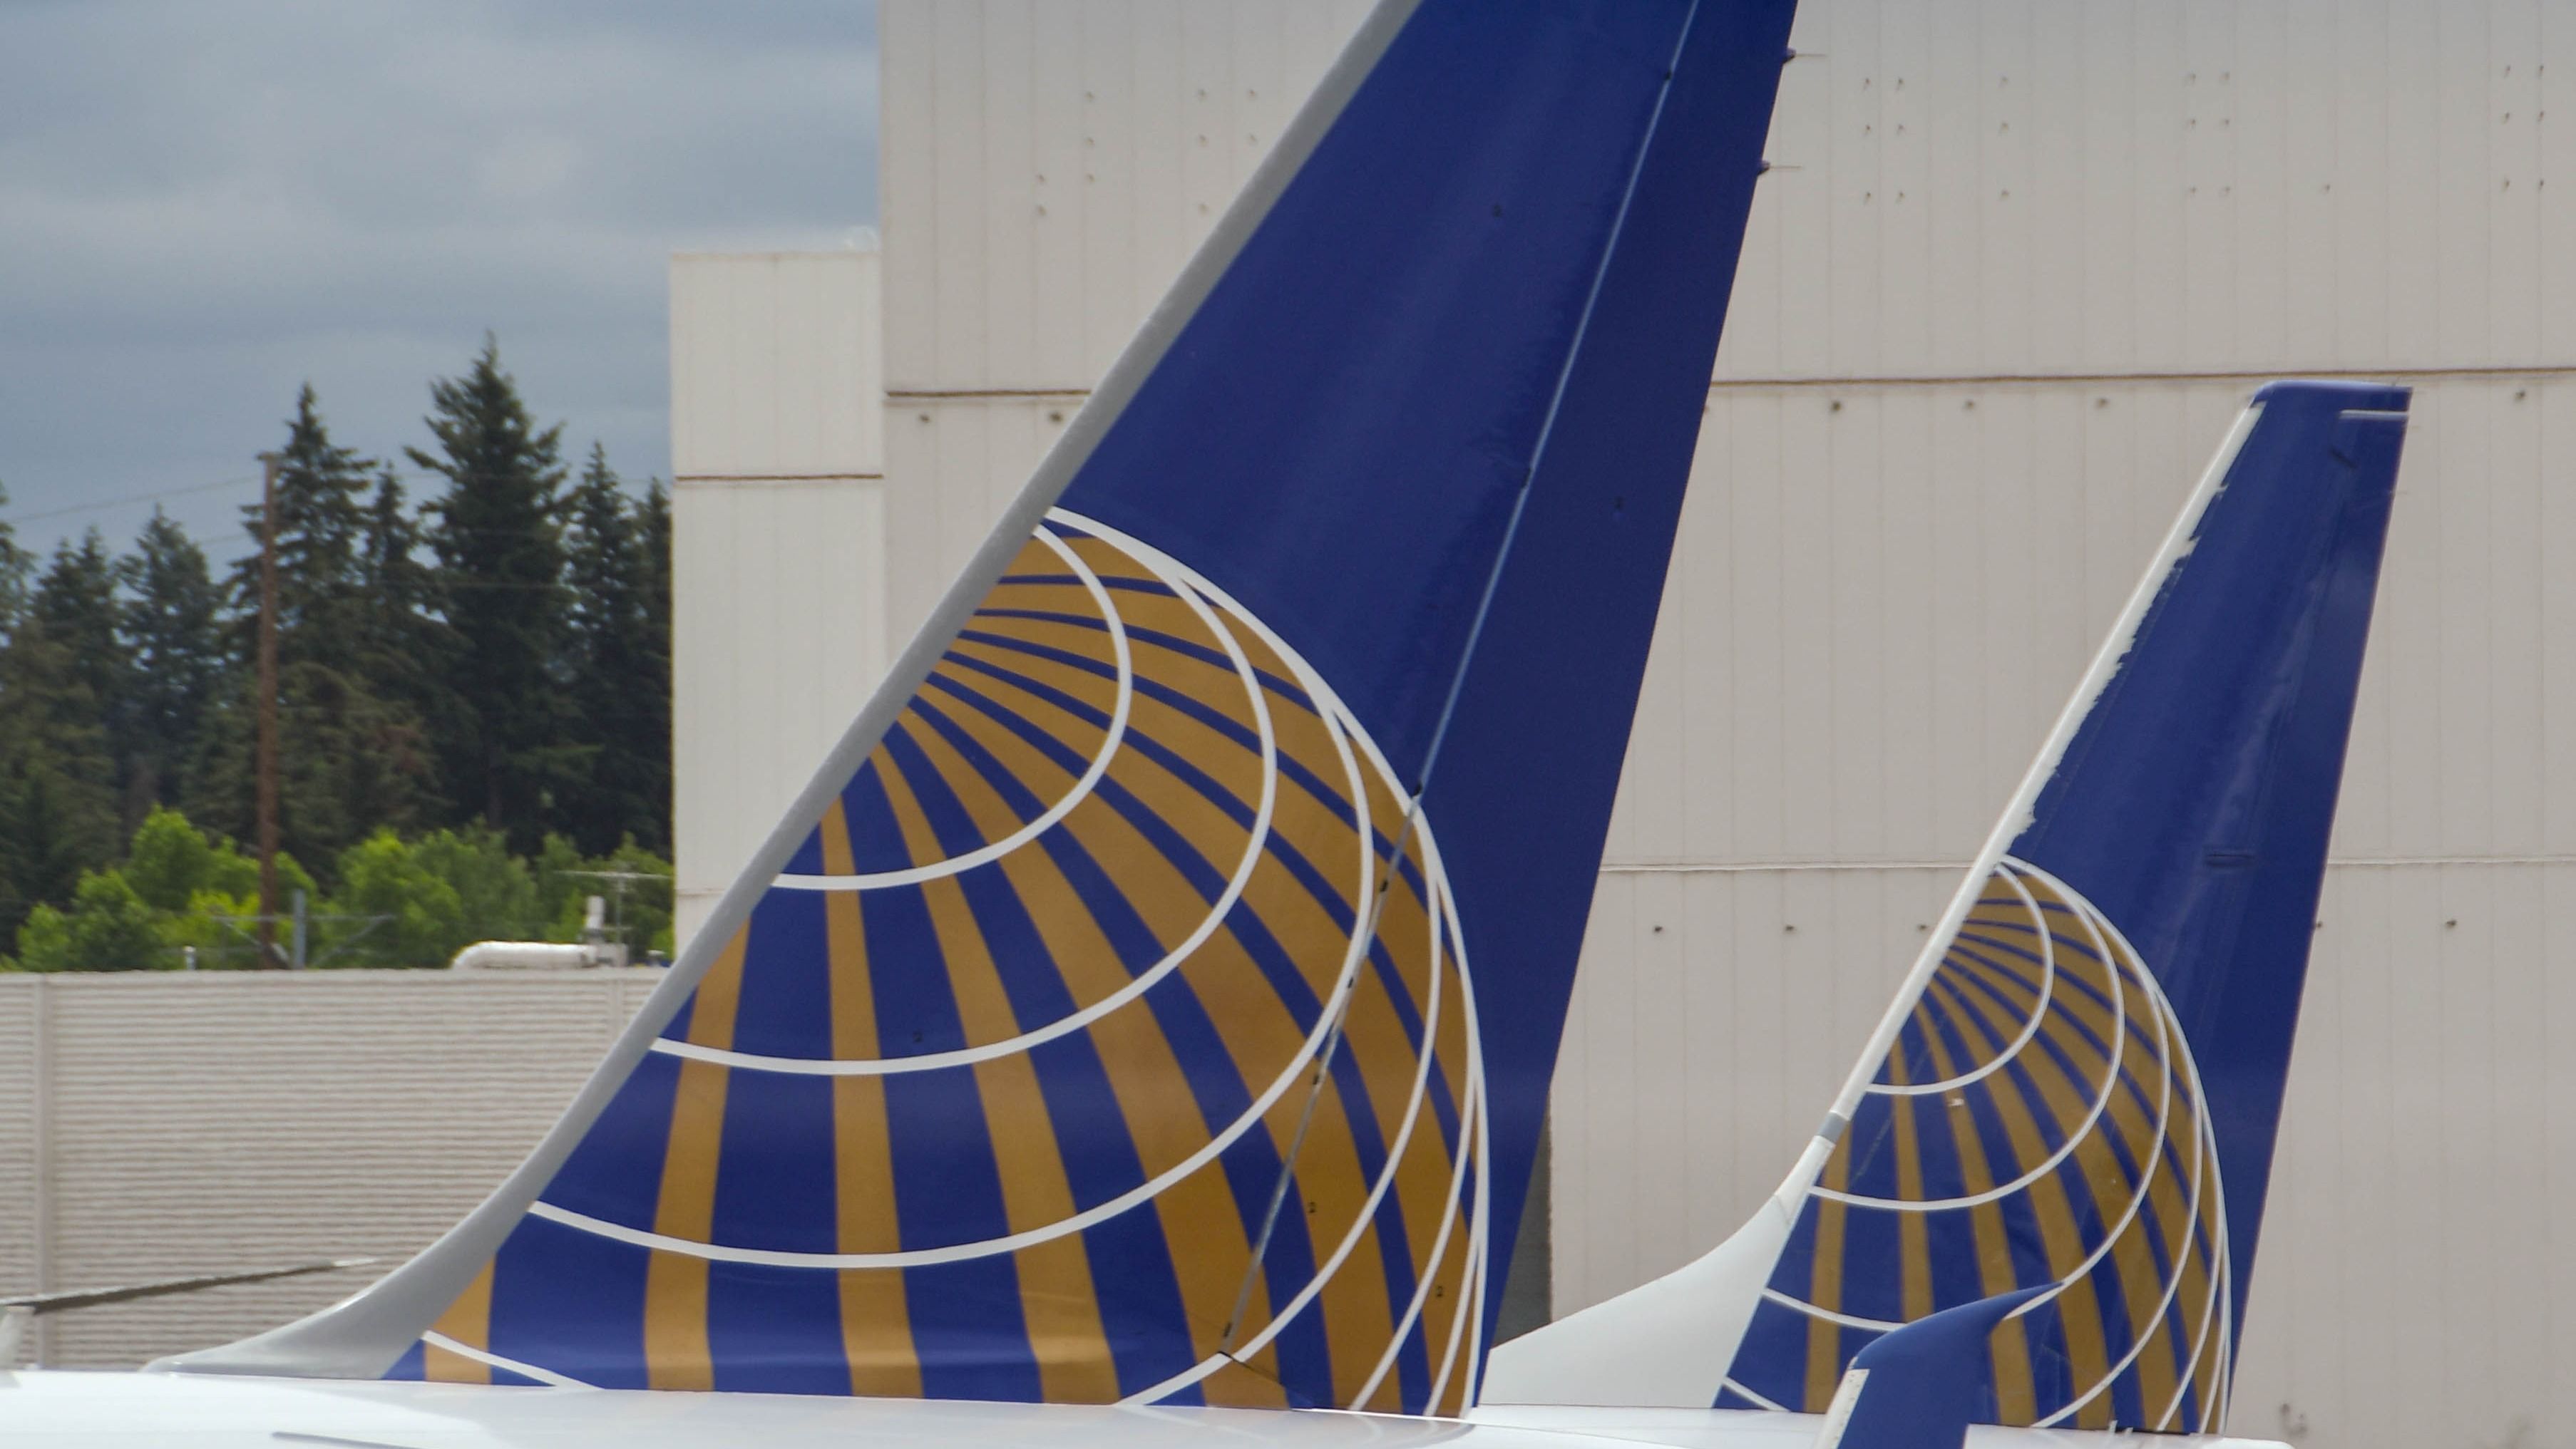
[0,339,673,969]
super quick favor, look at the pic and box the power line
[0,475,262,529]
[0,465,662,535]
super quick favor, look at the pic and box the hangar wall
[855,4,2576,1446]
[875,0,1378,643]
[1563,10,2576,1446]
[669,251,888,944]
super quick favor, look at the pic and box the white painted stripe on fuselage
[419,1331,593,1389]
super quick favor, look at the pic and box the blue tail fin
[164,0,1796,1413]
[1486,382,2408,1429]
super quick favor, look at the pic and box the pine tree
[558,447,668,854]
[31,530,149,821]
[635,478,672,853]
[0,609,121,944]
[359,468,436,631]
[230,384,373,666]
[0,480,32,644]
[355,469,455,718]
[638,478,671,661]
[190,388,440,876]
[118,510,227,811]
[408,336,576,851]
[34,530,130,735]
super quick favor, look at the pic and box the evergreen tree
[351,466,456,796]
[30,530,151,825]
[359,468,442,656]
[635,478,672,854]
[229,384,373,665]
[0,356,681,952]
[34,530,133,751]
[0,480,32,644]
[176,676,257,851]
[558,446,666,854]
[408,337,576,851]
[192,388,439,876]
[0,610,121,944]
[637,481,671,702]
[119,510,227,811]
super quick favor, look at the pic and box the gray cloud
[0,0,878,562]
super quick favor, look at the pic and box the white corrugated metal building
[669,251,891,944]
[673,5,2576,1445]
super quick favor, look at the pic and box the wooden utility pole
[255,452,282,965]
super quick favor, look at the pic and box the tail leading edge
[160,0,1797,1415]
[1484,381,2409,1431]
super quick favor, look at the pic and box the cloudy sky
[0,1,879,562]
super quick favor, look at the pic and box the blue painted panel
[2011,382,2408,1338]
[486,1215,651,1390]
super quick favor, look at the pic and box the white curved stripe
[2155,1131,2229,1431]
[774,524,1136,892]
[1759,1287,1903,1334]
[1127,965,1479,1413]
[1811,881,2131,1212]
[1231,866,1453,1368]
[1433,1135,1485,1411]
[1869,865,2060,1096]
[538,697,1382,1272]
[1437,869,1489,1412]
[638,507,1493,1396]
[2035,1081,2221,1430]
[1789,860,2236,1433]
[2212,1228,2236,1423]
[1781,968,2214,1430]
[1118,1353,1231,1407]
[1064,511,1395,790]
[1720,1377,1792,1413]
[1772,857,2235,1432]
[2021,875,2227,1432]
[1090,509,1504,1401]
[1139,835,1487,1412]
[1085,507,1507,1381]
[419,1331,592,1389]
[651,569,1282,1079]
[2169,1115,2234,1430]
[1353,1010,1479,1406]
[2006,887,2187,1326]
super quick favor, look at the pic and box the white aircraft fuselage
[0,1371,2297,1449]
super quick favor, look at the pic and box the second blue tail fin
[1486,382,2408,1430]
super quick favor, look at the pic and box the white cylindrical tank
[448,942,625,971]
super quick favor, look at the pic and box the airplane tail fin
[158,0,1796,1414]
[1484,382,2409,1430]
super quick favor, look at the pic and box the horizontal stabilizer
[1817,1286,2053,1449]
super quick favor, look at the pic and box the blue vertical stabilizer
[162,0,1797,1414]
[1486,383,2409,1431]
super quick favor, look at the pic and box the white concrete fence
[0,969,663,1370]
